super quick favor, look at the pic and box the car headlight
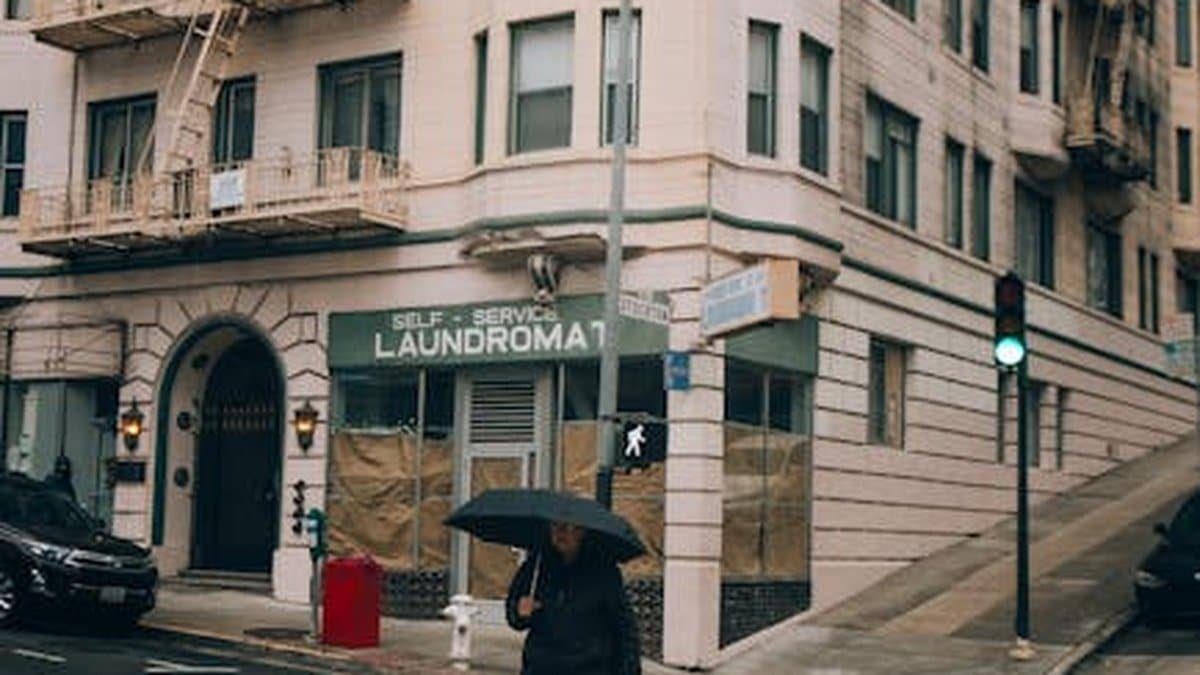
[25,541,72,564]
[1135,569,1167,589]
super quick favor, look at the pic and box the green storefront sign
[329,294,669,368]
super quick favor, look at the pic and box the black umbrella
[443,489,646,563]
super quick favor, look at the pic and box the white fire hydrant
[441,594,480,671]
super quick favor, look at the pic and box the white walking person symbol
[624,424,647,459]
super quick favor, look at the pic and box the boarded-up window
[327,370,454,571]
[721,362,812,580]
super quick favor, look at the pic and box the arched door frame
[150,316,286,548]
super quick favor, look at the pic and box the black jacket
[505,549,641,675]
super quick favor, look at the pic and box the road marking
[13,648,66,663]
[145,658,240,674]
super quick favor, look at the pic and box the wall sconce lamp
[120,401,145,453]
[293,400,320,452]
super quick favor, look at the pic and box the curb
[1043,606,1138,675]
[141,620,354,663]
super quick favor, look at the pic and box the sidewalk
[146,583,677,674]
[716,434,1200,675]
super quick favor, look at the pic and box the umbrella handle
[528,553,541,598]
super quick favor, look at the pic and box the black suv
[0,472,157,629]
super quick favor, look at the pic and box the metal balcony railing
[19,149,409,257]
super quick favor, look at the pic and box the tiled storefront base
[379,569,665,659]
[382,569,450,619]
[719,579,810,647]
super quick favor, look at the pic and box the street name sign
[700,259,800,338]
[619,293,671,326]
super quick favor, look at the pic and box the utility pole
[596,0,634,510]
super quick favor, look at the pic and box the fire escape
[1065,0,1160,190]
[20,0,410,260]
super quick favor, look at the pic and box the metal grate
[469,379,537,444]
[719,579,810,647]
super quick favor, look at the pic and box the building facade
[0,0,1195,668]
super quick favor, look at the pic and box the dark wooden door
[194,338,281,572]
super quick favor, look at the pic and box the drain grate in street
[243,627,310,640]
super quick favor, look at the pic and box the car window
[1170,496,1200,549]
[0,484,92,534]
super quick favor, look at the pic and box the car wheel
[0,564,20,628]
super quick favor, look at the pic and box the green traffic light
[994,336,1027,367]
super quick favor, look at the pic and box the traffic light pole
[1012,359,1034,659]
[595,0,634,510]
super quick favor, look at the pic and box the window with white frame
[318,55,402,157]
[602,10,640,146]
[1,113,25,217]
[212,78,255,166]
[801,35,831,174]
[866,95,918,227]
[510,17,574,154]
[747,21,778,157]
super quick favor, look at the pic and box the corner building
[2,0,1195,668]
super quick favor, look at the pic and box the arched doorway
[191,337,282,572]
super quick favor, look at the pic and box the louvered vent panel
[469,379,537,444]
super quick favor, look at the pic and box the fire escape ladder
[135,1,253,177]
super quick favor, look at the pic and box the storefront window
[559,358,665,579]
[328,369,455,584]
[721,360,812,646]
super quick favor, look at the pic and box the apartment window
[1134,1,1155,44]
[747,21,778,157]
[881,0,917,20]
[1086,222,1123,318]
[1139,247,1161,332]
[1177,269,1199,318]
[1024,381,1043,469]
[602,10,641,146]
[945,0,963,51]
[1020,1,1040,93]
[1179,127,1193,203]
[972,153,992,260]
[1,113,24,217]
[800,35,831,174]
[4,0,30,20]
[945,138,965,248]
[1055,388,1067,470]
[212,78,254,166]
[1052,9,1063,103]
[1150,111,1160,189]
[1015,182,1055,288]
[510,17,574,154]
[474,31,488,165]
[1178,0,1193,66]
[972,0,990,71]
[88,96,156,181]
[868,339,906,449]
[866,96,918,227]
[318,54,402,157]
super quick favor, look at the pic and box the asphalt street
[0,623,362,675]
[1075,617,1200,674]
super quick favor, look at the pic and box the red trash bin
[321,556,381,648]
